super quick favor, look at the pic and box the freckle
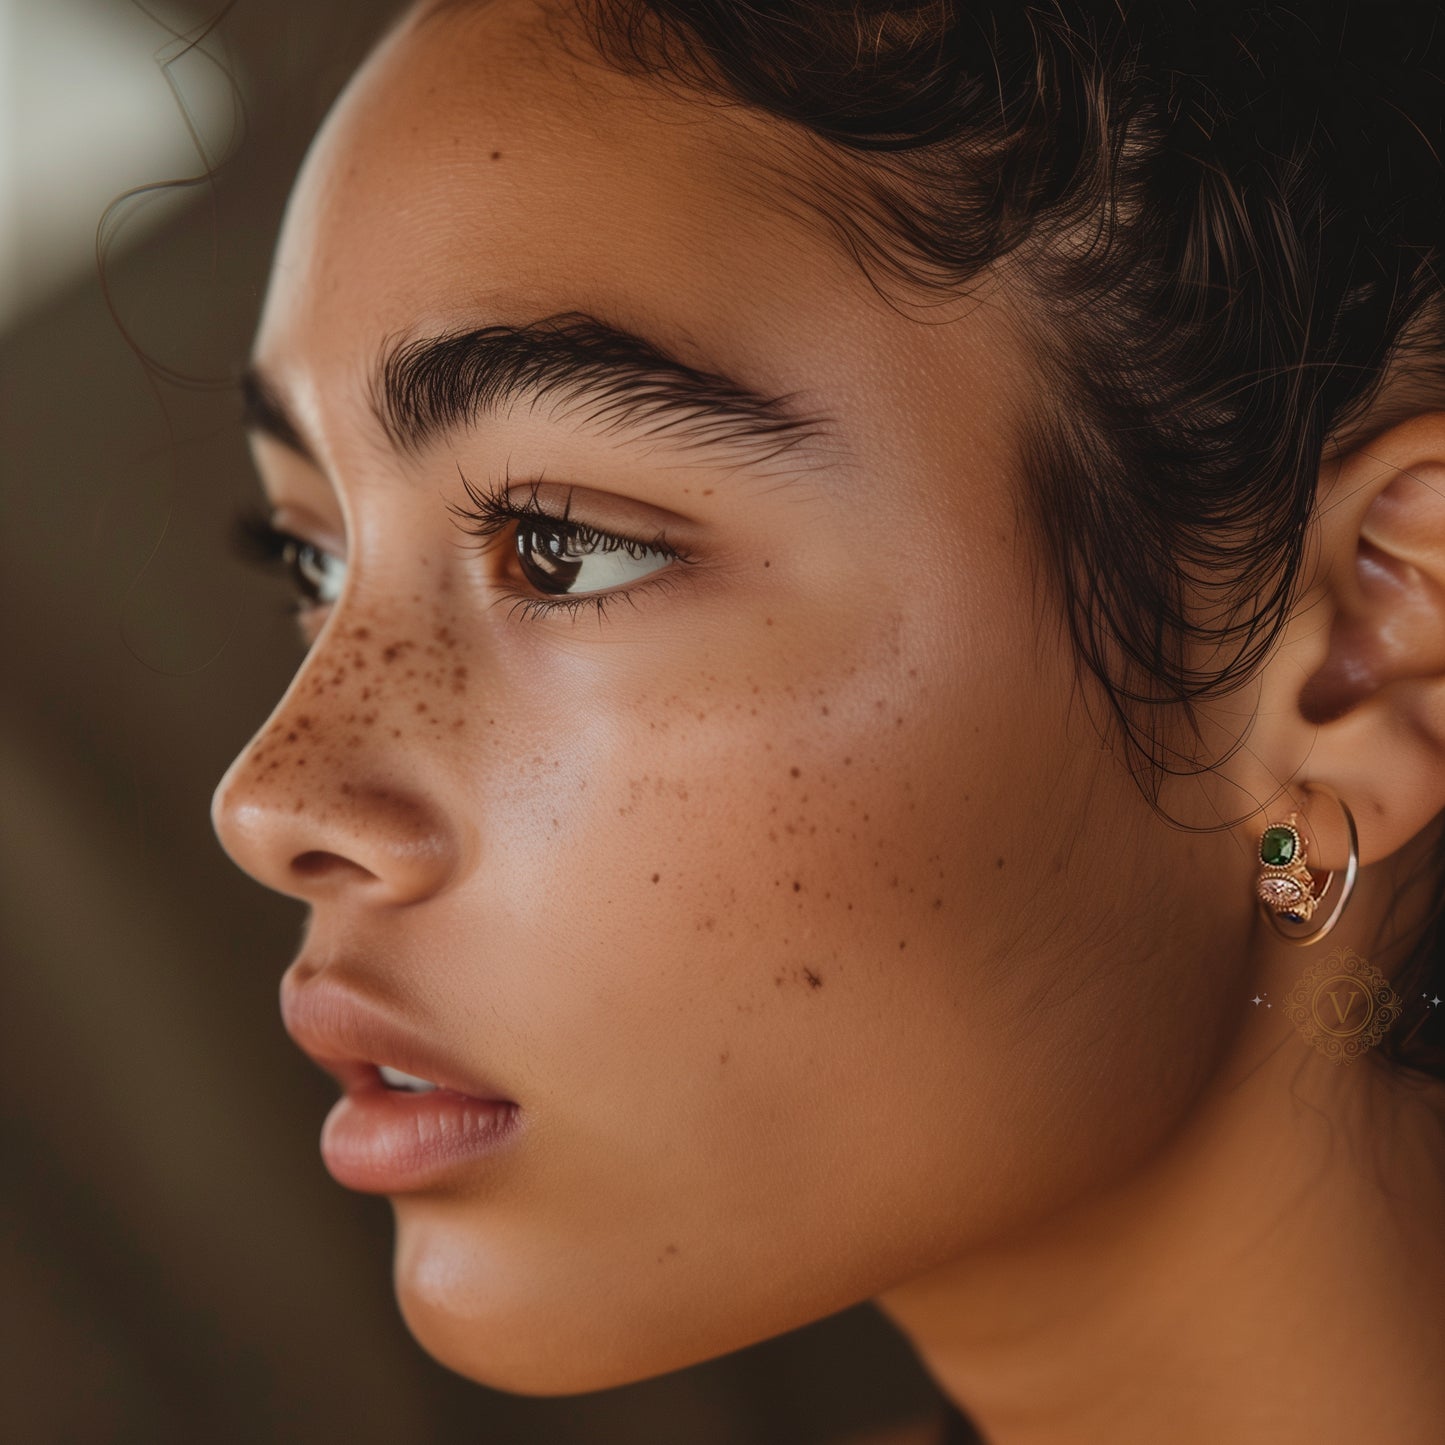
[996,857,1005,868]
[361,688,371,701]
[340,782,354,795]
[298,716,312,730]
[763,560,770,567]
[490,149,501,159]
[765,617,773,626]
[293,799,303,812]
[406,669,416,679]
[895,716,903,726]
[719,1051,729,1065]
[651,873,660,882]
[348,735,362,748]
[843,756,851,765]
[352,627,370,641]
[803,968,822,988]
[933,897,943,908]
[451,717,464,729]
[285,731,297,743]
[820,705,829,716]
[790,766,801,778]
[899,940,907,950]
[296,758,307,767]
[415,702,428,713]
[391,728,401,739]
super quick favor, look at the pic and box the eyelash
[445,464,696,624]
[229,506,338,624]
[228,469,696,629]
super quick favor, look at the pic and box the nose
[211,642,469,908]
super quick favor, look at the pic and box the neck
[877,986,1445,1445]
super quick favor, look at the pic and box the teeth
[378,1064,439,1093]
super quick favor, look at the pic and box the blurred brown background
[0,1,952,1440]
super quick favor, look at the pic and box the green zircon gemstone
[1260,825,1298,867]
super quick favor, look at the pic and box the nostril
[291,851,371,881]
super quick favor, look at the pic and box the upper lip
[280,971,513,1103]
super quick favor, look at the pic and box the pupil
[518,521,583,593]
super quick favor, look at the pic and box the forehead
[255,0,869,428]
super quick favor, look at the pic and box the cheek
[477,620,1114,1228]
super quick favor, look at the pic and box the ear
[1231,411,1445,872]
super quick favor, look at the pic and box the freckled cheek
[526,734,972,1089]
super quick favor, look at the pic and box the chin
[387,1216,710,1398]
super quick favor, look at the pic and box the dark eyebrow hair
[240,310,841,474]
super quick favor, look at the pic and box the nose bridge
[211,607,475,904]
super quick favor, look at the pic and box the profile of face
[209,0,1433,1402]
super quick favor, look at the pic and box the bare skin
[210,2,1445,1440]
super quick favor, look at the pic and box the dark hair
[562,0,1445,1082]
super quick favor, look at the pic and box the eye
[447,468,696,623]
[230,506,347,613]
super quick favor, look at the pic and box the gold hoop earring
[1254,780,1359,946]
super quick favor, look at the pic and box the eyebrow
[241,310,840,474]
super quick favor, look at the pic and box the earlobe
[1271,412,1445,868]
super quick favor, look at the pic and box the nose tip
[210,722,466,907]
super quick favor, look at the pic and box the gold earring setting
[1254,782,1359,945]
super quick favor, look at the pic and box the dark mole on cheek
[790,766,801,778]
[997,857,1005,868]
[651,873,661,882]
[803,968,822,988]
[491,149,502,159]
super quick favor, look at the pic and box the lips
[280,970,514,1105]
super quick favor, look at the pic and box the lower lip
[320,1076,521,1193]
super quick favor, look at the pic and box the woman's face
[212,0,1258,1393]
